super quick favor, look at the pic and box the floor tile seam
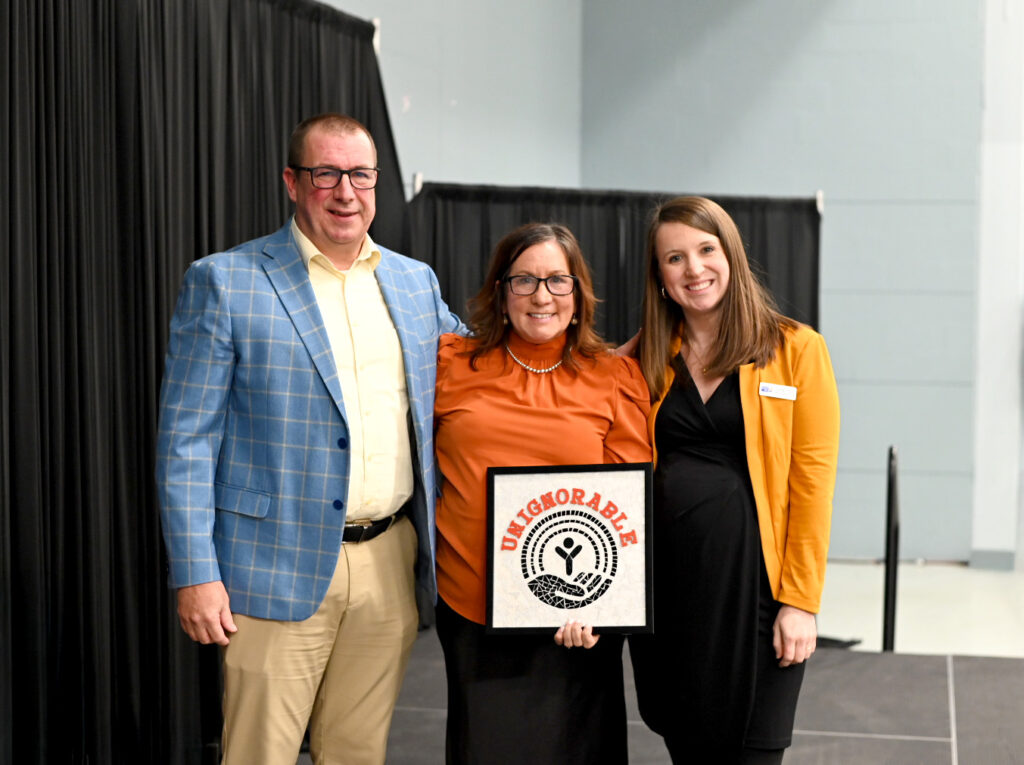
[393,704,447,714]
[792,729,952,743]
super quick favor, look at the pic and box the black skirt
[435,598,627,764]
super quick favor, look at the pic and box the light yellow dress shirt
[291,219,413,523]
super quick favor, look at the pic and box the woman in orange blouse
[434,223,652,764]
[630,197,840,764]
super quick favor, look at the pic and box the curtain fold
[409,183,820,344]
[3,1,404,761]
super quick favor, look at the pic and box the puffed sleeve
[778,330,840,613]
[433,333,464,423]
[603,355,654,464]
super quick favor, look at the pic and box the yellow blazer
[650,324,840,613]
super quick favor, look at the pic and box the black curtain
[3,1,404,762]
[409,183,820,343]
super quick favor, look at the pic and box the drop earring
[660,285,667,299]
[570,315,578,325]
[503,315,508,325]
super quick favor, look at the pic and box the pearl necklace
[505,344,563,374]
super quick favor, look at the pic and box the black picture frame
[486,462,653,635]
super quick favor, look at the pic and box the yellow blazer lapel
[740,361,780,589]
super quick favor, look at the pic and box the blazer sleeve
[603,356,654,464]
[427,264,466,337]
[777,331,840,613]
[155,259,235,588]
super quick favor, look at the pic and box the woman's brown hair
[466,223,608,371]
[638,196,797,400]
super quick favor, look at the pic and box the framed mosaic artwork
[486,463,653,634]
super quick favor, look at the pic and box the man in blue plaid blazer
[156,114,462,763]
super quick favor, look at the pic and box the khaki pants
[220,516,419,765]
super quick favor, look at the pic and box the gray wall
[328,0,583,195]
[580,0,982,560]
[974,0,1024,570]
[329,1,1016,563]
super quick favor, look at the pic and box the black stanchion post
[882,445,899,652]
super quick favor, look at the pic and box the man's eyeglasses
[289,165,380,190]
[504,274,578,296]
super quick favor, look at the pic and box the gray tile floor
[791,651,1024,764]
[300,629,1024,764]
[297,563,1024,763]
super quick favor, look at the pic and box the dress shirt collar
[290,217,381,275]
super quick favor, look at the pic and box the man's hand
[177,581,237,646]
[772,604,816,667]
[554,620,600,649]
[613,330,641,357]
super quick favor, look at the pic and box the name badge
[759,382,796,401]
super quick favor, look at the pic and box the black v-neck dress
[630,370,805,760]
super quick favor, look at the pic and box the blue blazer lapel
[261,228,347,418]
[375,256,420,396]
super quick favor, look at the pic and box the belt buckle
[345,519,371,544]
[345,513,397,544]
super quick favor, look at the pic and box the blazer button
[337,437,348,449]
[333,499,344,510]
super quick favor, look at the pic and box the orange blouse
[434,331,653,624]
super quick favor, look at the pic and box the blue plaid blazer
[155,222,462,621]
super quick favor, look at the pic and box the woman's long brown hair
[466,223,608,372]
[638,197,797,400]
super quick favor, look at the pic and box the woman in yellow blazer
[629,197,840,764]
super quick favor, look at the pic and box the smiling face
[655,221,731,321]
[282,125,376,269]
[503,239,576,345]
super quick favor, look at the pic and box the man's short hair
[287,113,377,167]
